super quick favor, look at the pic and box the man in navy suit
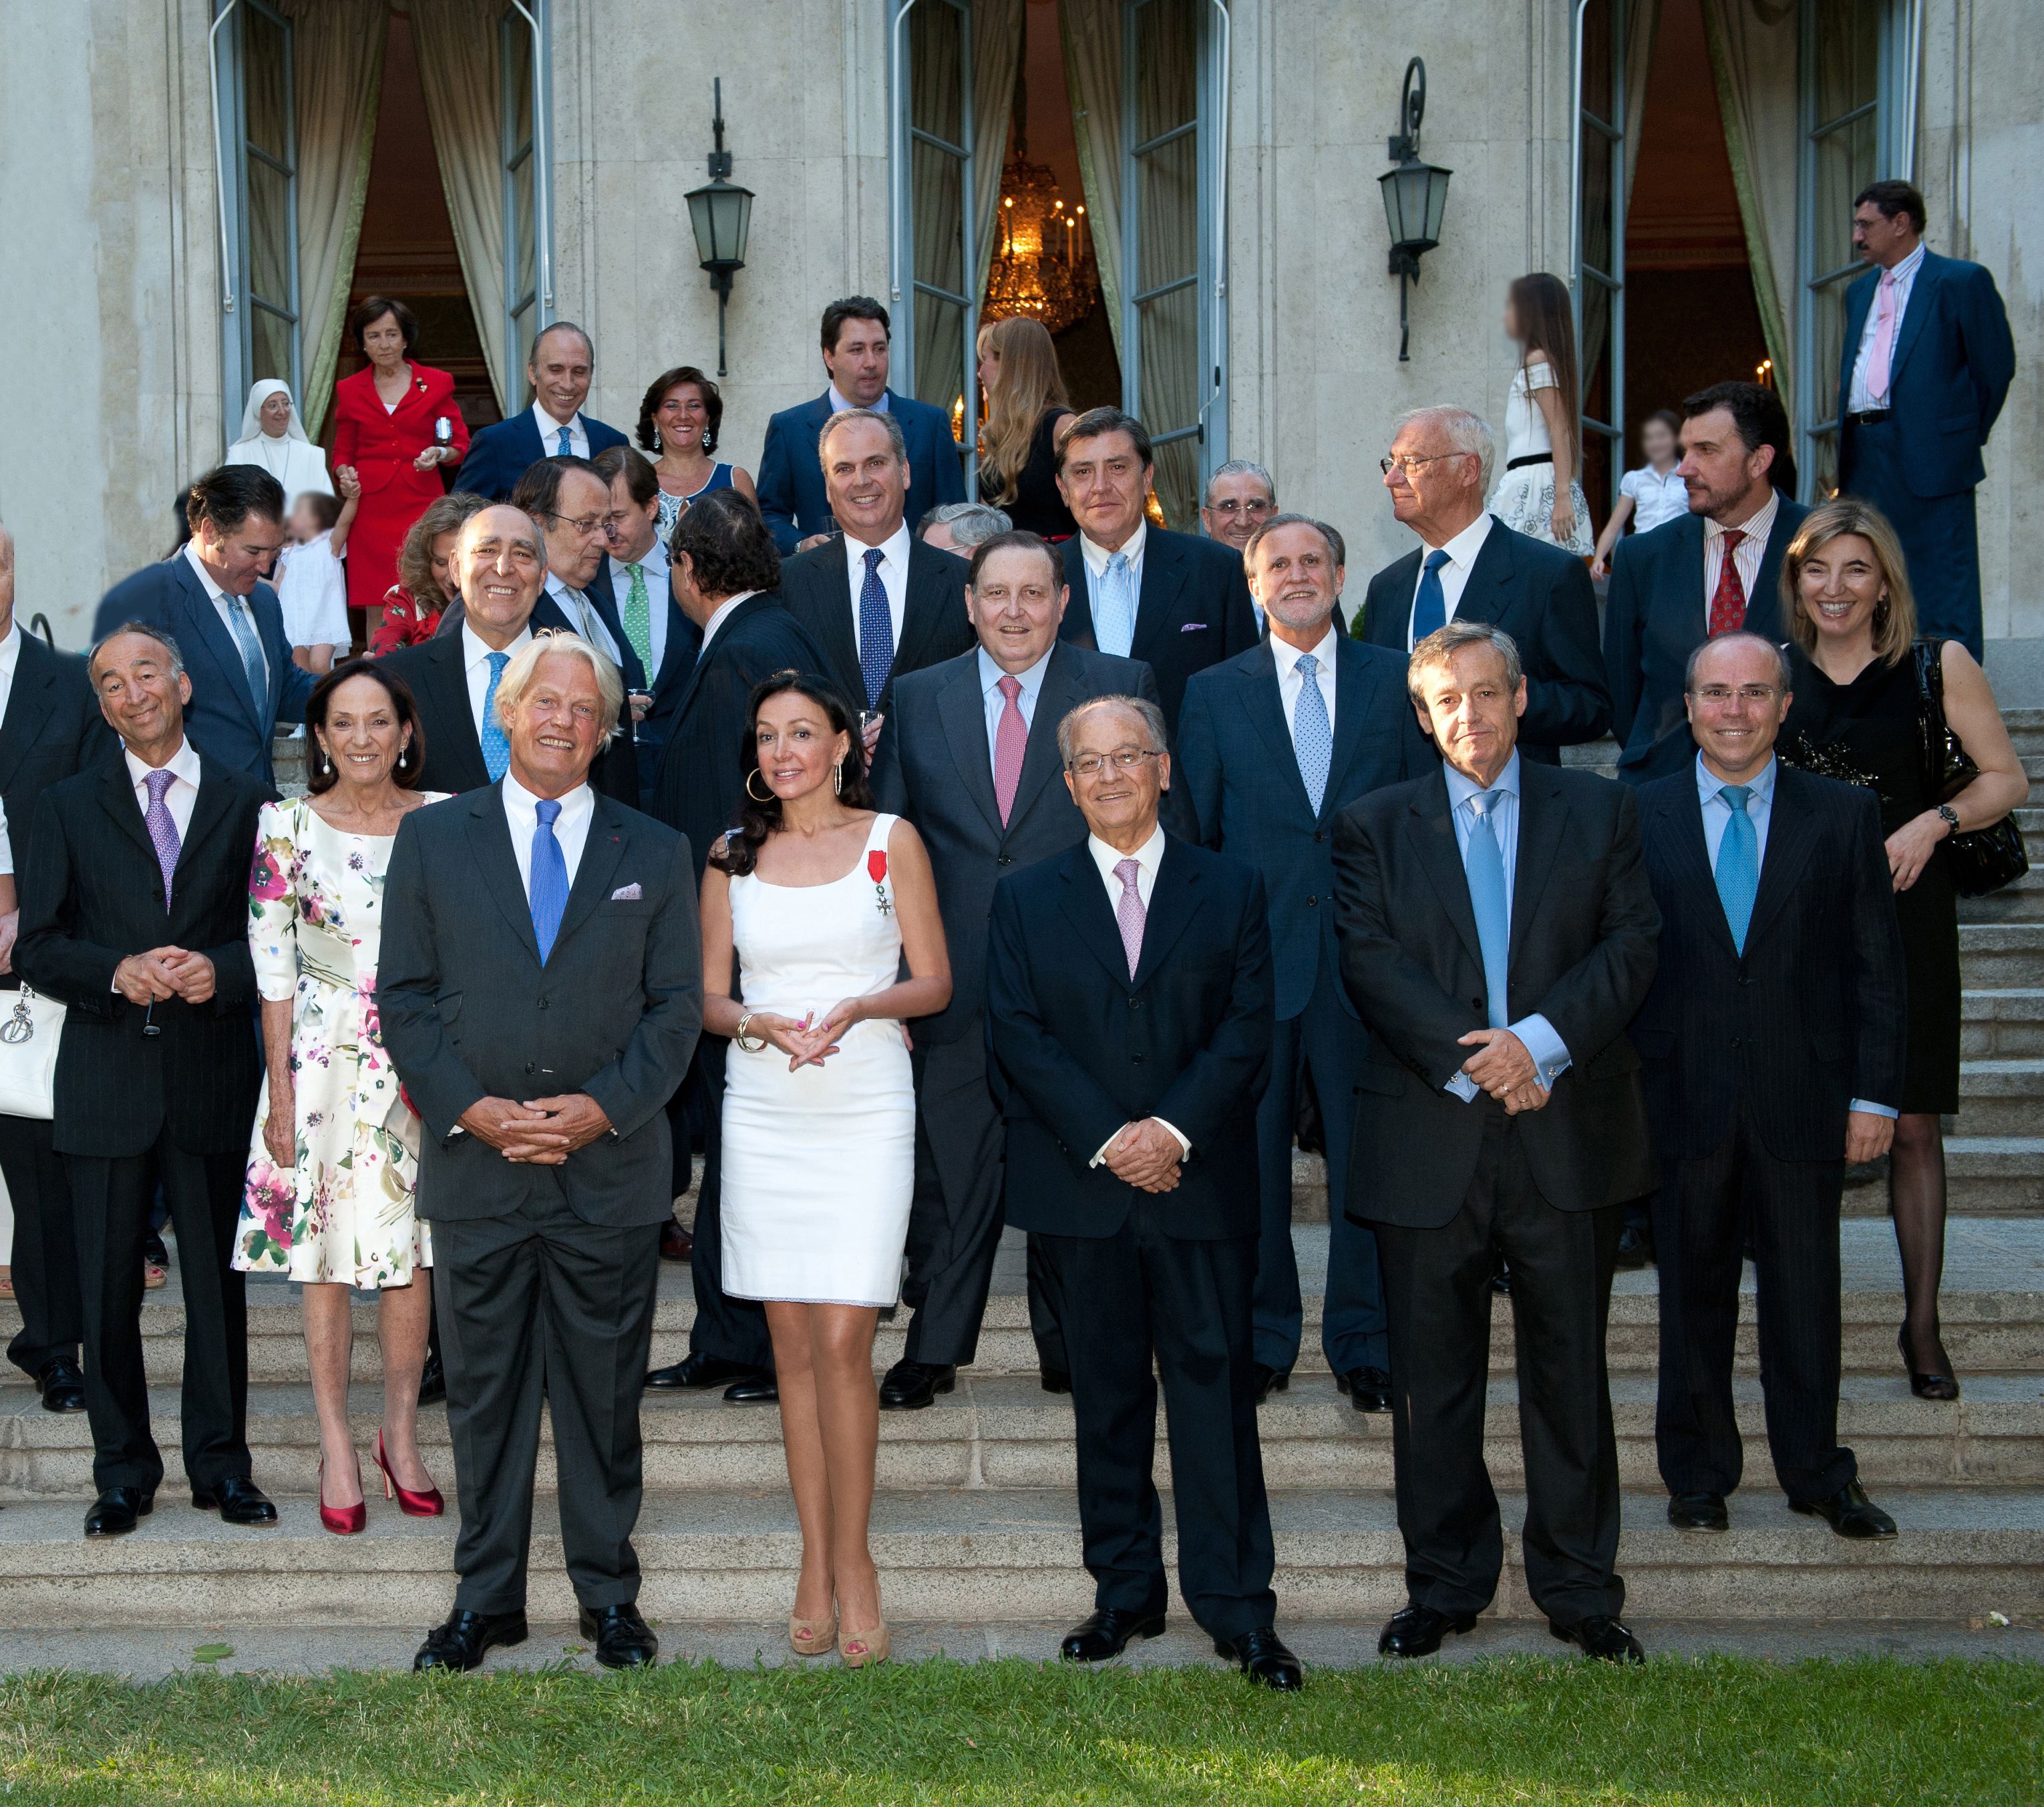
[986,693,1301,1689]
[1357,407,1607,765]
[755,297,966,554]
[592,446,698,795]
[1604,382,1810,785]
[453,323,629,502]
[1176,514,1426,1412]
[1053,407,1258,733]
[1835,180,2015,659]
[94,466,313,790]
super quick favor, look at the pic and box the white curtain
[283,0,387,438]
[1059,0,1123,359]
[971,0,1026,299]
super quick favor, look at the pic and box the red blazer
[331,363,470,511]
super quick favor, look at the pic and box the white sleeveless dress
[721,814,915,1307]
[1488,360,1594,556]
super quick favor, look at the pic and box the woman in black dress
[977,316,1077,540]
[1777,499,2028,1400]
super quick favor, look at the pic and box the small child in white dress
[274,473,361,674]
[1591,409,1687,579]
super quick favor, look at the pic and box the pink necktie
[1865,270,1898,402]
[993,675,1027,826]
[1114,857,1146,979]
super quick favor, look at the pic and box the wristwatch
[1937,804,1962,835]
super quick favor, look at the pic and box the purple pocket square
[611,882,643,901]
[1180,621,1208,633]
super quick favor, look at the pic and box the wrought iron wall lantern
[1380,58,1453,363]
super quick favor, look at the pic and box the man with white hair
[1199,460,1276,556]
[1357,405,1607,763]
[918,501,1011,554]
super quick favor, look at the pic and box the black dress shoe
[1213,1626,1304,1691]
[1039,1367,1072,1395]
[1667,1491,1729,1531]
[1378,1605,1476,1658]
[1613,1224,1655,1270]
[645,1351,768,1392]
[417,1351,446,1406]
[83,1487,153,1539]
[1792,1479,1898,1540]
[578,1603,659,1669]
[144,1229,170,1269]
[414,1609,529,1673]
[190,1478,278,1526]
[1550,1614,1645,1664]
[1059,1607,1166,1661]
[1335,1366,1391,1414]
[1252,1363,1290,1405]
[658,1219,693,1264]
[879,1359,957,1410]
[723,1373,779,1404]
[1490,1259,1512,1296]
[34,1356,86,1414]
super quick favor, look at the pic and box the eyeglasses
[1379,453,1468,477]
[1067,748,1162,778]
[1691,685,1781,705]
[1206,497,1273,519]
[542,511,612,537]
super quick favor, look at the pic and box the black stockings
[1890,1112,1951,1375]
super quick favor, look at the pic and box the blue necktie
[1292,651,1332,816]
[479,651,511,782]
[1095,551,1137,658]
[858,546,893,708]
[1715,784,1759,953]
[1409,548,1452,645]
[1464,790,1512,1029]
[529,798,570,962]
[222,597,269,716]
[555,425,572,455]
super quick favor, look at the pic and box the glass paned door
[1574,0,1624,528]
[502,6,543,405]
[217,0,300,415]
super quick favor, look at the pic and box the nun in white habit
[224,379,335,508]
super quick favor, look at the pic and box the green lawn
[0,1655,2035,1805]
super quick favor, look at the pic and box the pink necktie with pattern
[1865,269,1898,402]
[993,675,1027,825]
[1114,857,1146,979]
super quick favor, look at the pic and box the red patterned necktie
[993,675,1027,826]
[1707,528,1747,637]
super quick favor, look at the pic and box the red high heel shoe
[319,1457,367,1536]
[375,1430,445,1517]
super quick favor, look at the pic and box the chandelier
[983,140,1097,335]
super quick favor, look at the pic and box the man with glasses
[1199,461,1277,557]
[1358,406,1606,764]
[1633,631,1905,1543]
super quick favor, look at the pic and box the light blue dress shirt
[977,645,1051,767]
[1439,752,1572,1100]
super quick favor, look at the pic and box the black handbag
[1913,640,2029,896]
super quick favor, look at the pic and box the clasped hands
[114,945,218,1007]
[1458,1027,1550,1114]
[1103,1118,1184,1194]
[459,1093,613,1164]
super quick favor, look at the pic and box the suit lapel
[808,553,864,701]
[1745,768,1818,949]
[170,558,262,732]
[171,756,238,894]
[1888,251,1939,387]
[894,540,961,678]
[466,786,542,963]
[1005,643,1082,836]
[1130,836,1200,989]
[1508,766,1568,968]
[1745,503,1804,640]
[1234,642,1313,816]
[1057,842,1135,987]
[1130,534,1189,662]
[0,639,57,794]
[1325,638,1379,820]
[1657,780,1738,960]
[1460,519,1516,632]
[98,757,159,874]
[1369,551,1421,648]
[1407,770,1486,978]
[552,796,631,952]
[424,635,489,790]
[934,655,1004,840]
[1058,536,1098,648]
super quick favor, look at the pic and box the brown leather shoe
[659,1219,693,1263]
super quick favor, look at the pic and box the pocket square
[611,882,643,901]
[1180,621,1208,633]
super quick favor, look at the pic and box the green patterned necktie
[621,563,654,673]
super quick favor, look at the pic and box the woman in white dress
[224,379,335,511]
[1488,273,1594,557]
[701,673,951,1668]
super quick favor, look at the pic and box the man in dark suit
[778,409,975,759]
[642,492,830,1403]
[1835,180,2015,659]
[1176,514,1426,1412]
[0,524,117,1417]
[1358,407,1607,765]
[1604,381,1812,785]
[755,296,966,554]
[379,634,702,1673]
[94,466,314,790]
[592,444,698,794]
[1635,631,1905,1541]
[16,625,277,1540]
[987,693,1300,1689]
[1333,620,1660,1664]
[1053,407,1258,733]
[869,530,1186,1409]
[452,323,629,501]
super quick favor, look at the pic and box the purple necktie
[143,768,180,907]
[1114,856,1146,979]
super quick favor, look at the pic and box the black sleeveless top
[983,408,1077,540]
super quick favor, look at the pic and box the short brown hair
[305,659,425,794]
[966,529,1061,593]
[1056,407,1152,473]
[1856,179,1927,236]
[594,444,660,508]
[349,295,419,354]
[1779,497,1918,669]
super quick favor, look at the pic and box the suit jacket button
[1730,1037,1742,1050]
[1132,1053,1145,1065]
[537,997,548,1009]
[1472,997,1484,1011]
[1737,972,1751,985]
[997,854,1013,866]
[1128,997,1141,1009]
[1313,831,1326,844]
[1306,895,1318,907]
[525,1061,536,1074]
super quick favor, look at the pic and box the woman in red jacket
[331,296,470,632]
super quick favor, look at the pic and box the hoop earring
[745,768,775,804]
[833,760,844,797]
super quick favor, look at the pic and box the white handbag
[0,985,63,1121]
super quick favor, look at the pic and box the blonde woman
[977,316,1077,539]
[1777,498,2028,1401]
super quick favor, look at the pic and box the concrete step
[1960,871,2044,923]
[2000,710,2044,758]
[4,1371,2037,1502]
[0,1484,2033,1628]
[1959,924,2044,989]
[1962,989,2044,1057]
[1942,1137,2044,1215]
[1956,1059,2044,1137]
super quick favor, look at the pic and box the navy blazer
[452,410,629,502]
[1837,249,2015,499]
[778,534,975,717]
[1175,634,1427,1021]
[755,390,967,553]
[1602,498,1809,784]
[987,834,1272,1242]
[1358,516,1608,764]
[1057,528,1259,733]
[636,583,705,793]
[94,554,313,790]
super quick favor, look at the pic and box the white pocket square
[611,882,643,901]
[1180,621,1208,632]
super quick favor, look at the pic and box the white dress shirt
[609,537,671,678]
[183,540,270,695]
[828,384,889,415]
[462,622,533,740]
[1079,520,1148,631]
[124,737,202,845]
[844,522,912,661]
[1846,241,1926,413]
[1405,510,1495,649]
[1269,625,1339,748]
[697,589,760,660]
[977,644,1052,768]
[1701,489,1779,632]
[1083,822,1191,1164]
[502,770,594,896]
[0,620,22,733]
[530,402,588,460]
[544,572,625,667]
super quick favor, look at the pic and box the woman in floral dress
[235,659,448,1534]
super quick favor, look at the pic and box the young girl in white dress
[699,673,951,1669]
[1488,272,1595,557]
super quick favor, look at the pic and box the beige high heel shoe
[840,1619,890,1669]
[788,1608,838,1657]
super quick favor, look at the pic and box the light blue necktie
[222,597,269,715]
[858,546,894,707]
[1409,548,1452,645]
[1715,783,1759,953]
[555,425,572,455]
[1292,651,1332,816]
[1095,551,1137,658]
[529,798,570,962]
[1464,790,1512,1029]
[480,651,511,782]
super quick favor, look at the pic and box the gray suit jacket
[377,784,703,1226]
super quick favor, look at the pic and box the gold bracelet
[733,1011,767,1053]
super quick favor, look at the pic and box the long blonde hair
[979,316,1072,506]
[1779,496,1919,668]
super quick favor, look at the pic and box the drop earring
[651,426,662,452]
[702,430,712,450]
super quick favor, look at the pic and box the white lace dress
[1488,360,1594,556]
